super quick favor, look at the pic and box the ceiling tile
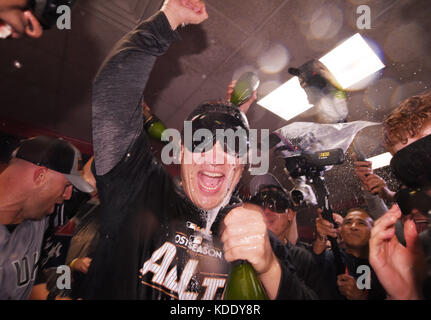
[206,0,288,35]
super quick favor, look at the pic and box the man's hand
[226,80,257,114]
[221,203,281,299]
[353,158,372,184]
[315,210,339,240]
[353,158,395,201]
[70,257,92,274]
[313,210,340,254]
[369,205,426,300]
[161,0,208,30]
[337,274,368,300]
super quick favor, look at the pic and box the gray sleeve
[362,190,405,244]
[362,190,388,220]
[92,11,180,176]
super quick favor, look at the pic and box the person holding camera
[313,208,387,300]
[369,91,431,300]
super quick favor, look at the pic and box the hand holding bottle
[226,80,257,114]
[221,203,281,299]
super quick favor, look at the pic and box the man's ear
[23,10,43,38]
[33,167,48,186]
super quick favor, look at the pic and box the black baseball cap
[13,136,94,193]
[249,173,287,196]
[249,173,293,213]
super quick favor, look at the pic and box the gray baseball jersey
[0,218,48,300]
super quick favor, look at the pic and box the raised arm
[92,0,208,176]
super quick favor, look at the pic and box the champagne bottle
[230,72,260,107]
[142,102,167,141]
[223,260,268,300]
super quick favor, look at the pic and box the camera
[288,176,317,207]
[282,148,345,179]
[272,132,345,207]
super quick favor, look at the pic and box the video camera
[283,148,345,179]
[273,133,346,275]
[271,132,345,206]
[27,0,76,29]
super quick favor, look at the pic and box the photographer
[313,208,386,300]
[369,91,431,299]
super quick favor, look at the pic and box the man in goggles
[182,101,250,161]
[369,91,431,300]
[248,174,323,298]
[249,174,297,246]
[83,0,318,301]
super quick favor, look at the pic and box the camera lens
[291,189,304,205]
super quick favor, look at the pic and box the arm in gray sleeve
[362,190,388,220]
[92,11,180,176]
[362,190,405,245]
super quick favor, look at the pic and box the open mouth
[197,171,225,194]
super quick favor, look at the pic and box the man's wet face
[180,141,244,211]
[263,207,291,239]
[341,211,373,249]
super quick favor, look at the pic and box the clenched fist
[161,0,208,30]
[221,203,281,299]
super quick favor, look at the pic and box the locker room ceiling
[1,0,430,145]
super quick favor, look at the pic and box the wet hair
[383,91,431,149]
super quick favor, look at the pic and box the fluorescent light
[319,33,385,89]
[257,77,313,121]
[257,33,385,120]
[367,152,392,170]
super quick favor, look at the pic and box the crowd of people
[1,0,430,301]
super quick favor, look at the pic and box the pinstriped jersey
[0,218,47,300]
